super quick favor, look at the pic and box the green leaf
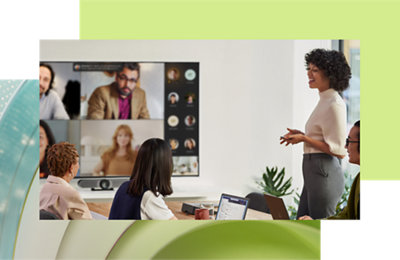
[257,166,294,197]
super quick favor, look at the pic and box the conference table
[87,200,273,220]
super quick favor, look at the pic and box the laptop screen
[215,194,249,220]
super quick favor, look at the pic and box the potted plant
[257,166,294,197]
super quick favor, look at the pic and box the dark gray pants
[297,153,344,219]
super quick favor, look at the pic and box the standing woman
[93,124,137,176]
[280,49,351,219]
[109,138,177,220]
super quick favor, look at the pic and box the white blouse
[304,88,347,156]
[140,190,174,220]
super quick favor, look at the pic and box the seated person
[40,142,92,220]
[299,120,360,220]
[109,138,177,220]
[93,124,137,176]
[87,63,150,119]
[39,63,69,120]
[39,120,56,178]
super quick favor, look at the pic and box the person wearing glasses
[280,49,351,219]
[87,62,150,119]
[299,120,360,220]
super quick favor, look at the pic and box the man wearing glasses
[87,63,150,119]
[299,120,360,220]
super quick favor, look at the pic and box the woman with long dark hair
[109,138,177,220]
[39,120,56,178]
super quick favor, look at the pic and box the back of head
[47,142,79,177]
[128,138,173,197]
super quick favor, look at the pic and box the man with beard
[87,63,150,119]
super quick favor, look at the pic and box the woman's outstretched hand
[280,128,305,146]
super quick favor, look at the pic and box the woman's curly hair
[47,142,79,177]
[305,49,352,92]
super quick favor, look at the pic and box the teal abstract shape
[0,80,39,259]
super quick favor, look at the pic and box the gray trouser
[297,153,344,219]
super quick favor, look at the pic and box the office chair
[245,192,270,213]
[39,209,60,220]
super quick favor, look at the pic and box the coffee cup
[195,208,210,220]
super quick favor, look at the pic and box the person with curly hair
[93,124,137,176]
[280,48,351,219]
[40,142,92,220]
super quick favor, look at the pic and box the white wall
[41,40,331,206]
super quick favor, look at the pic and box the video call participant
[186,94,195,104]
[280,48,351,219]
[40,142,92,220]
[93,124,137,176]
[39,63,70,120]
[109,138,177,220]
[167,68,179,81]
[87,63,150,119]
[169,139,178,150]
[39,120,56,178]
[185,138,195,150]
[299,120,360,220]
[169,93,177,104]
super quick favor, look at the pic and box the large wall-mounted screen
[39,61,199,178]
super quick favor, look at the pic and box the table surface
[79,189,208,203]
[87,200,272,220]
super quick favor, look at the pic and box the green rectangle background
[80,0,400,180]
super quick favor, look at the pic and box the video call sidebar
[164,63,199,160]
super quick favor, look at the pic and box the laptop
[215,193,249,220]
[263,194,290,220]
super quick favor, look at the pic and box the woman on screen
[184,138,196,150]
[109,138,177,220]
[39,142,92,220]
[280,48,351,219]
[39,120,56,178]
[93,124,137,176]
